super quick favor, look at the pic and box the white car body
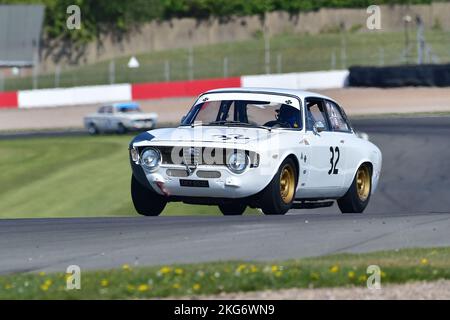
[129,88,382,213]
[84,102,158,134]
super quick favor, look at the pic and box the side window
[98,106,106,114]
[325,100,351,132]
[105,106,113,114]
[305,99,330,131]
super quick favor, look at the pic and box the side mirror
[313,121,326,134]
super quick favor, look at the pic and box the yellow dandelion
[122,264,131,271]
[381,271,387,278]
[420,258,429,265]
[275,271,282,277]
[5,284,12,290]
[159,266,172,275]
[271,265,279,272]
[330,265,340,273]
[173,283,181,289]
[137,284,149,292]
[175,268,184,275]
[358,275,367,282]
[193,283,201,291]
[348,271,356,279]
[39,272,46,277]
[250,265,258,273]
[100,279,109,287]
[236,264,247,273]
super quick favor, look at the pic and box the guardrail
[0,70,348,109]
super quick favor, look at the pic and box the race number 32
[328,146,340,175]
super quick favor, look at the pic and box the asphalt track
[1,116,450,274]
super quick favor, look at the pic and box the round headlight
[141,148,161,170]
[227,152,248,173]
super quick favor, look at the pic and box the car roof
[112,102,140,109]
[205,87,338,104]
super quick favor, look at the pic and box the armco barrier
[0,91,18,108]
[18,84,132,108]
[0,70,348,109]
[349,64,450,87]
[242,70,349,90]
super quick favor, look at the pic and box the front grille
[139,146,259,167]
[183,146,201,166]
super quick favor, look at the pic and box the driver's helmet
[278,105,300,128]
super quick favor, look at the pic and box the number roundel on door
[328,146,340,175]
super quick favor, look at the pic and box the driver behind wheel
[276,105,300,128]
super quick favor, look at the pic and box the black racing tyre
[259,157,297,215]
[131,175,167,216]
[87,123,98,135]
[337,164,372,214]
[117,123,127,134]
[218,202,247,216]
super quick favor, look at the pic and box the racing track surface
[1,116,450,274]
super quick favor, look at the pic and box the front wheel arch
[338,162,373,214]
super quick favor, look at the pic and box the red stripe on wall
[132,77,241,100]
[0,91,18,108]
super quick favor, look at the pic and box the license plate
[179,179,209,188]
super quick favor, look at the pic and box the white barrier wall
[18,84,132,108]
[14,70,348,108]
[242,70,349,90]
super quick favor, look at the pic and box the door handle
[340,140,345,144]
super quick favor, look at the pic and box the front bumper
[128,121,156,130]
[133,163,269,199]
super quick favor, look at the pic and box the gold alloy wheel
[356,166,371,201]
[280,164,295,204]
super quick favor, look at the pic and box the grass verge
[0,247,449,299]
[0,135,256,218]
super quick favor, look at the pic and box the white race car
[84,102,157,134]
[129,88,382,216]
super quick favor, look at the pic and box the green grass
[4,30,450,91]
[0,135,255,218]
[0,247,449,299]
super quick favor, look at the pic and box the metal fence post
[340,34,347,69]
[109,60,115,84]
[54,65,61,87]
[223,56,229,78]
[264,34,271,74]
[0,71,4,91]
[164,60,170,82]
[331,51,336,70]
[188,47,194,81]
[379,47,385,66]
[276,53,282,74]
[32,51,39,90]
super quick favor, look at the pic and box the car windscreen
[118,106,141,113]
[181,100,302,129]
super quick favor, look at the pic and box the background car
[84,102,158,134]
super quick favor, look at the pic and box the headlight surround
[140,148,161,171]
[227,151,249,174]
